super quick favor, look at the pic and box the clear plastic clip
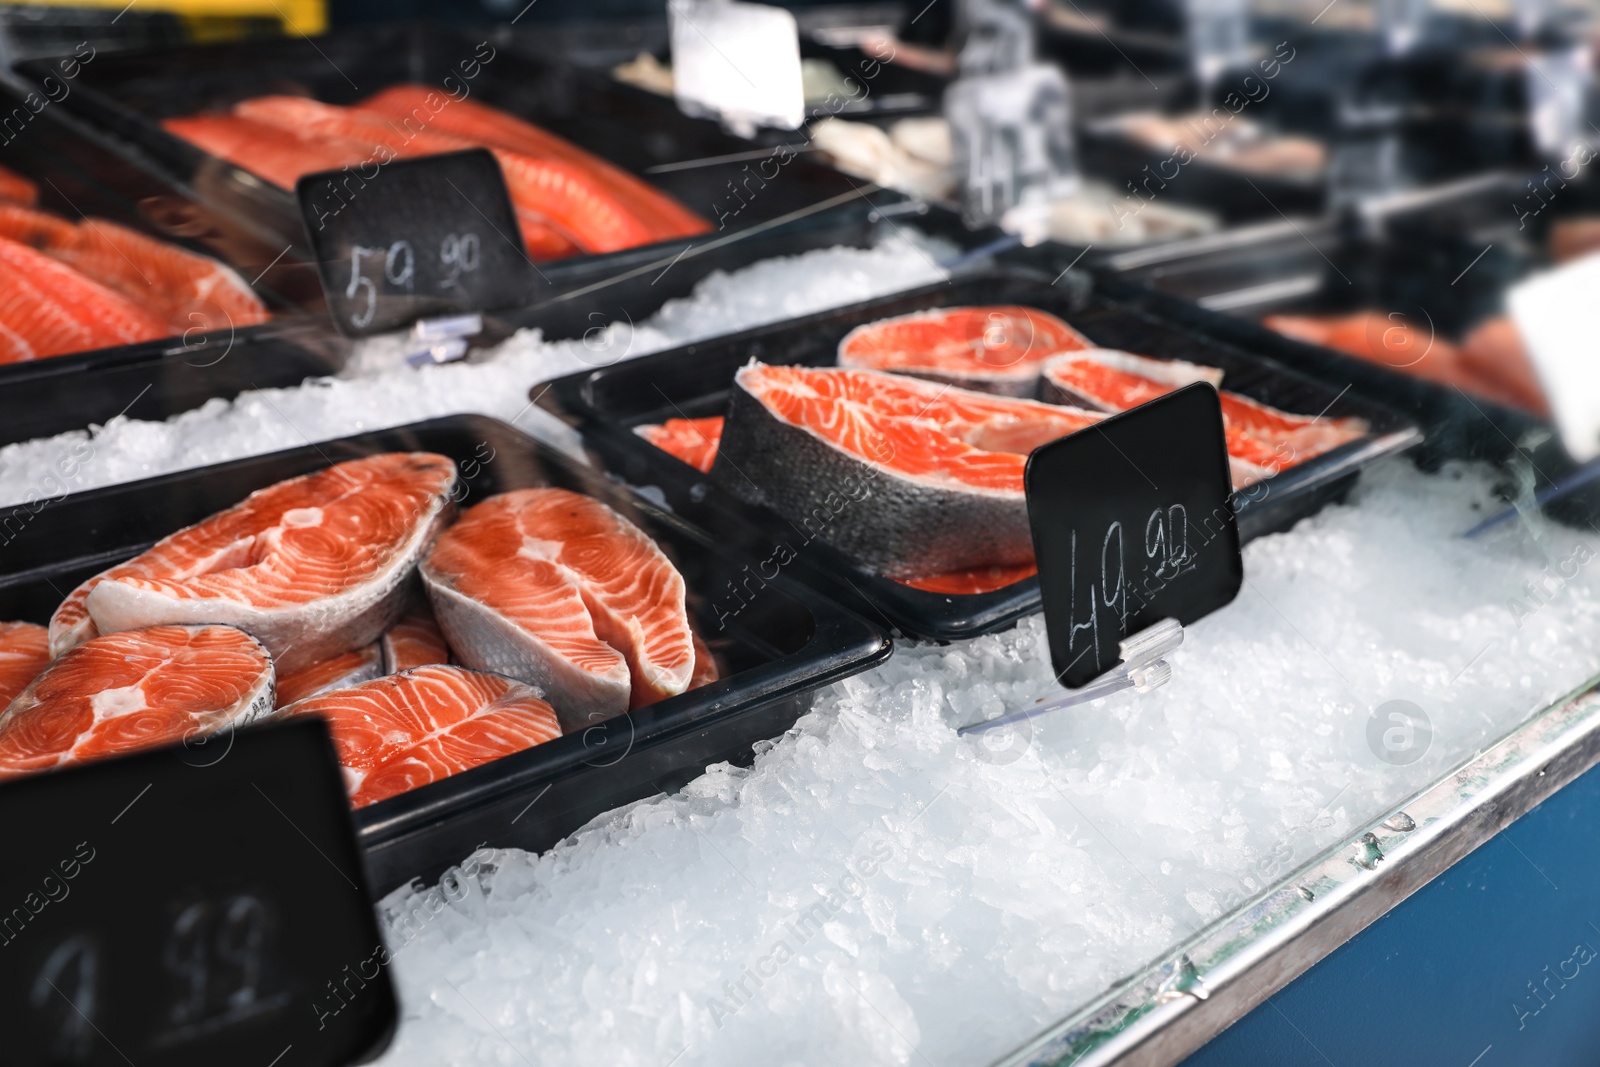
[404,313,483,366]
[958,618,1184,736]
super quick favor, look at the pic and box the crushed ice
[4,230,1596,1065]
[0,233,951,507]
[371,461,1600,1066]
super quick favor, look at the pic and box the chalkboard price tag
[1026,383,1243,689]
[2,718,397,1067]
[297,148,534,338]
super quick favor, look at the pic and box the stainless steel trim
[1195,274,1323,311]
[991,681,1600,1067]
[1100,220,1324,273]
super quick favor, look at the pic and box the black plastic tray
[1076,120,1327,224]
[1082,177,1556,466]
[538,266,1421,641]
[0,415,892,894]
[1086,256,1600,526]
[0,80,345,446]
[495,196,989,340]
[16,22,874,305]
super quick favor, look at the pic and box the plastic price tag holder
[2,717,398,1067]
[1184,0,1250,94]
[944,62,1078,237]
[1377,0,1430,54]
[669,0,805,136]
[297,148,534,339]
[962,384,1243,734]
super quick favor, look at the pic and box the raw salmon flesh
[837,305,1091,395]
[280,664,562,807]
[422,488,696,729]
[51,452,459,672]
[714,363,1104,577]
[165,85,711,260]
[0,622,50,709]
[0,625,274,777]
[0,200,268,364]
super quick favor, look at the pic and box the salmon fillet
[0,163,38,205]
[0,205,267,337]
[0,237,169,363]
[235,95,608,256]
[837,306,1093,395]
[0,625,274,777]
[0,202,78,248]
[51,218,269,332]
[51,452,459,672]
[0,622,50,710]
[168,91,708,259]
[280,664,562,807]
[422,488,696,728]
[239,94,681,254]
[163,112,375,189]
[1263,311,1464,388]
[357,84,712,241]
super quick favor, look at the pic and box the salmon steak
[0,622,50,710]
[633,415,1041,596]
[51,453,458,673]
[380,598,452,673]
[1039,349,1366,485]
[836,306,1092,396]
[422,488,695,728]
[0,625,273,777]
[1038,349,1222,409]
[636,416,724,473]
[274,643,384,709]
[280,664,561,808]
[713,363,1103,576]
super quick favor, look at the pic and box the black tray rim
[541,263,1423,640]
[0,413,894,856]
[10,22,892,299]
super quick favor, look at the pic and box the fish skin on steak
[711,363,1102,577]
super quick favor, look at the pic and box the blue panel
[1183,759,1600,1067]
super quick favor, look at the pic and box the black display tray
[497,196,989,340]
[0,80,344,446]
[1084,176,1553,468]
[15,22,872,305]
[1076,119,1327,224]
[0,415,892,894]
[538,266,1420,641]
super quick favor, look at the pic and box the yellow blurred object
[4,0,326,35]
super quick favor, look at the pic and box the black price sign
[1026,383,1243,689]
[1,718,397,1067]
[297,148,534,337]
